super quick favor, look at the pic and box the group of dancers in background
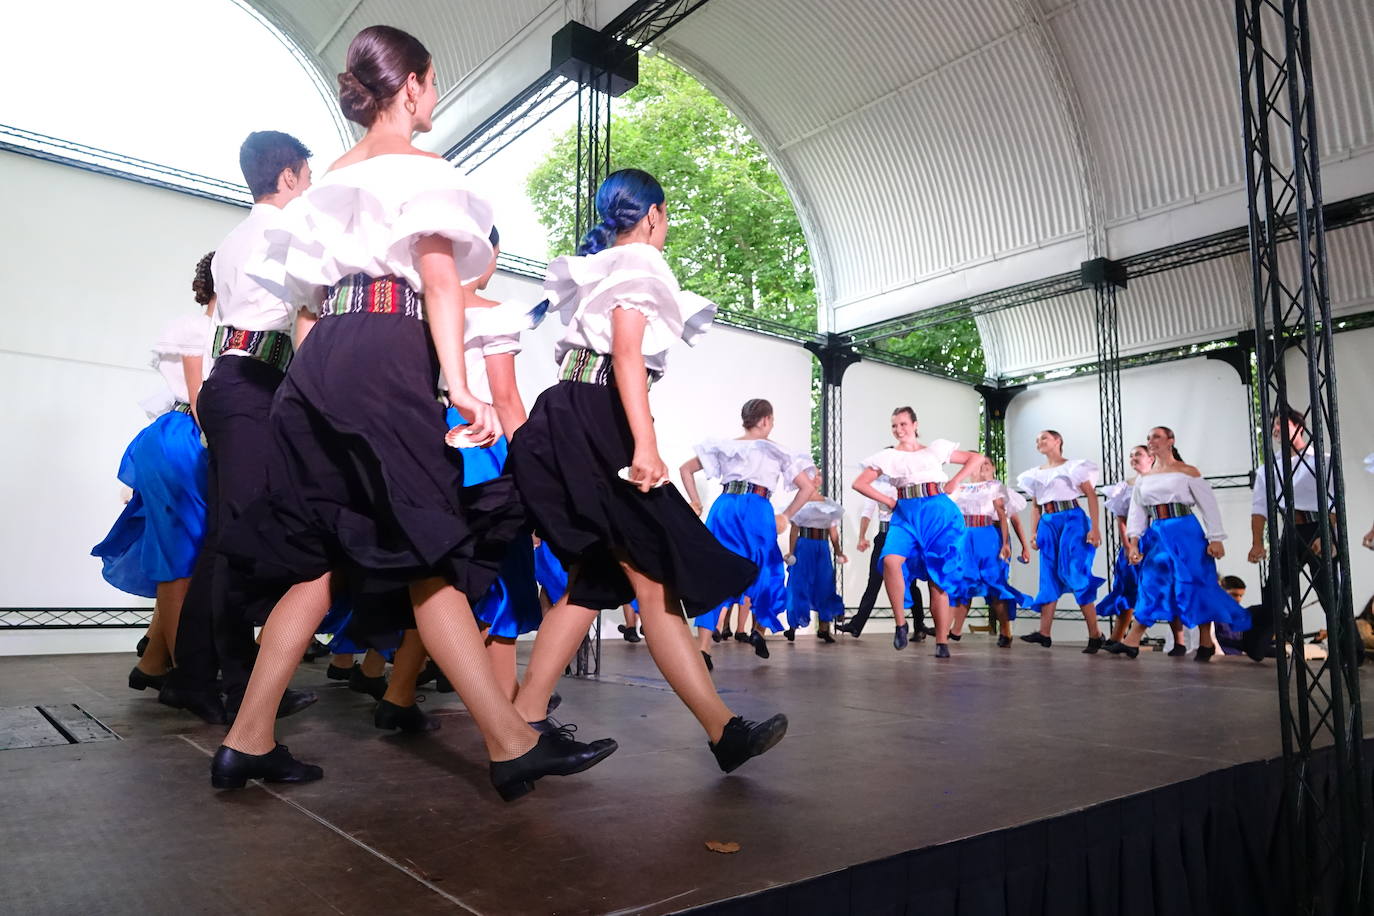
[89,23,1374,803]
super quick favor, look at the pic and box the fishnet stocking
[222,574,332,755]
[483,635,519,701]
[381,629,424,707]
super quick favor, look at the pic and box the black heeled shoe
[749,631,770,659]
[158,684,228,725]
[934,643,950,658]
[1195,647,1216,663]
[783,628,796,642]
[489,727,619,802]
[1168,644,1187,657]
[1082,636,1104,655]
[1105,641,1139,659]
[818,629,836,644]
[701,650,714,672]
[711,629,723,643]
[720,627,733,641]
[1020,632,1052,648]
[893,623,909,650]
[135,635,149,658]
[733,630,750,644]
[210,743,323,789]
[547,692,562,714]
[349,666,388,701]
[948,633,962,642]
[415,659,440,687]
[128,666,167,691]
[225,687,319,725]
[374,699,438,733]
[710,714,788,774]
[618,624,641,644]
[326,663,354,681]
[997,635,1012,648]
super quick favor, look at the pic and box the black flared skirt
[506,378,757,613]
[218,312,524,635]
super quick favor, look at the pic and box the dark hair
[239,131,312,200]
[1042,429,1064,448]
[338,25,432,127]
[192,252,215,306]
[489,225,500,248]
[892,406,917,423]
[741,399,773,429]
[1220,575,1247,591]
[1154,426,1184,462]
[578,169,666,255]
[1276,406,1307,433]
[1130,443,1149,454]
[1362,595,1374,621]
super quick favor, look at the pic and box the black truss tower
[975,384,1025,481]
[1083,257,1127,584]
[804,336,860,500]
[1236,1,1368,911]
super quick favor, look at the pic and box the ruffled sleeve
[1103,481,1133,519]
[693,440,725,480]
[861,448,896,477]
[1015,467,1041,501]
[466,299,543,358]
[1126,484,1148,540]
[1066,459,1100,489]
[252,155,494,307]
[152,314,210,359]
[928,438,959,465]
[781,448,817,489]
[1000,483,1028,514]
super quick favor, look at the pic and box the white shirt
[1103,480,1136,519]
[1127,472,1227,541]
[545,243,716,376]
[792,498,844,529]
[1017,459,1099,505]
[213,204,298,344]
[694,438,813,492]
[455,300,538,403]
[1250,450,1334,515]
[951,479,1025,516]
[141,313,212,417]
[861,439,959,486]
[861,480,899,524]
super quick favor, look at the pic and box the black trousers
[1246,520,1336,657]
[169,356,284,703]
[846,528,925,635]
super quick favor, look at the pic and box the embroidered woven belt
[213,326,293,373]
[321,273,424,320]
[171,401,193,415]
[878,521,892,534]
[722,480,772,498]
[1145,502,1193,520]
[799,527,828,540]
[896,482,944,499]
[1041,500,1079,514]
[558,347,661,388]
[1291,509,1322,526]
[963,514,995,527]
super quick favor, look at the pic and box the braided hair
[192,251,215,306]
[577,169,665,256]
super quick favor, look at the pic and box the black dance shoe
[210,743,323,789]
[1102,638,1119,650]
[547,692,562,714]
[733,630,750,644]
[158,684,228,725]
[135,635,149,658]
[277,688,318,719]
[489,727,619,802]
[1168,645,1188,658]
[711,629,723,643]
[618,624,641,644]
[349,666,388,701]
[720,627,733,641]
[326,663,354,681]
[415,659,440,688]
[374,699,439,733]
[818,629,836,644]
[893,624,909,650]
[997,635,1012,648]
[302,638,330,662]
[1082,636,1104,655]
[1194,647,1216,663]
[783,628,796,642]
[709,714,789,774]
[128,666,167,691]
[934,643,950,659]
[948,633,962,642]
[1105,641,1140,659]
[1020,632,1052,648]
[749,631,771,659]
[701,650,714,672]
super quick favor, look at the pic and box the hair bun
[338,70,379,126]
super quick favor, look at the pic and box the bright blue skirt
[785,538,844,626]
[1030,507,1105,607]
[91,411,208,597]
[1096,546,1140,618]
[534,541,568,604]
[1134,515,1250,630]
[691,492,787,632]
[950,525,1027,615]
[880,494,965,596]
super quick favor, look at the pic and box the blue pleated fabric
[1030,507,1105,607]
[91,411,208,597]
[785,538,844,627]
[690,492,787,632]
[1133,515,1251,629]
[950,525,1028,615]
[534,541,569,604]
[879,494,966,595]
[1096,546,1141,618]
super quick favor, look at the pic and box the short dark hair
[892,406,917,423]
[1221,575,1246,591]
[239,131,311,200]
[192,251,215,306]
[741,399,773,429]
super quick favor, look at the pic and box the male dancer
[160,131,318,723]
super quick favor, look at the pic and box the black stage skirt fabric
[219,313,524,635]
[507,378,757,613]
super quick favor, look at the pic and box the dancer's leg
[1038,603,1055,637]
[882,556,909,627]
[409,578,535,761]
[930,586,952,642]
[360,649,387,678]
[483,634,519,702]
[329,653,355,668]
[222,574,332,755]
[1110,609,1134,642]
[381,629,425,708]
[1123,621,1147,647]
[1080,602,1102,639]
[514,595,594,723]
[950,602,970,638]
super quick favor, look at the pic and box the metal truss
[1086,260,1126,585]
[1,608,152,629]
[975,385,1026,481]
[803,337,860,501]
[1236,1,1368,912]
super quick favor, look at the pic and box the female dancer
[92,253,214,690]
[1016,431,1106,652]
[783,470,846,643]
[852,407,982,657]
[212,24,615,799]
[507,168,788,772]
[680,398,815,666]
[1107,427,1248,660]
[948,457,1030,648]
[1098,445,1151,649]
[836,479,923,639]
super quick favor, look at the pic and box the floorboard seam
[176,734,483,914]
